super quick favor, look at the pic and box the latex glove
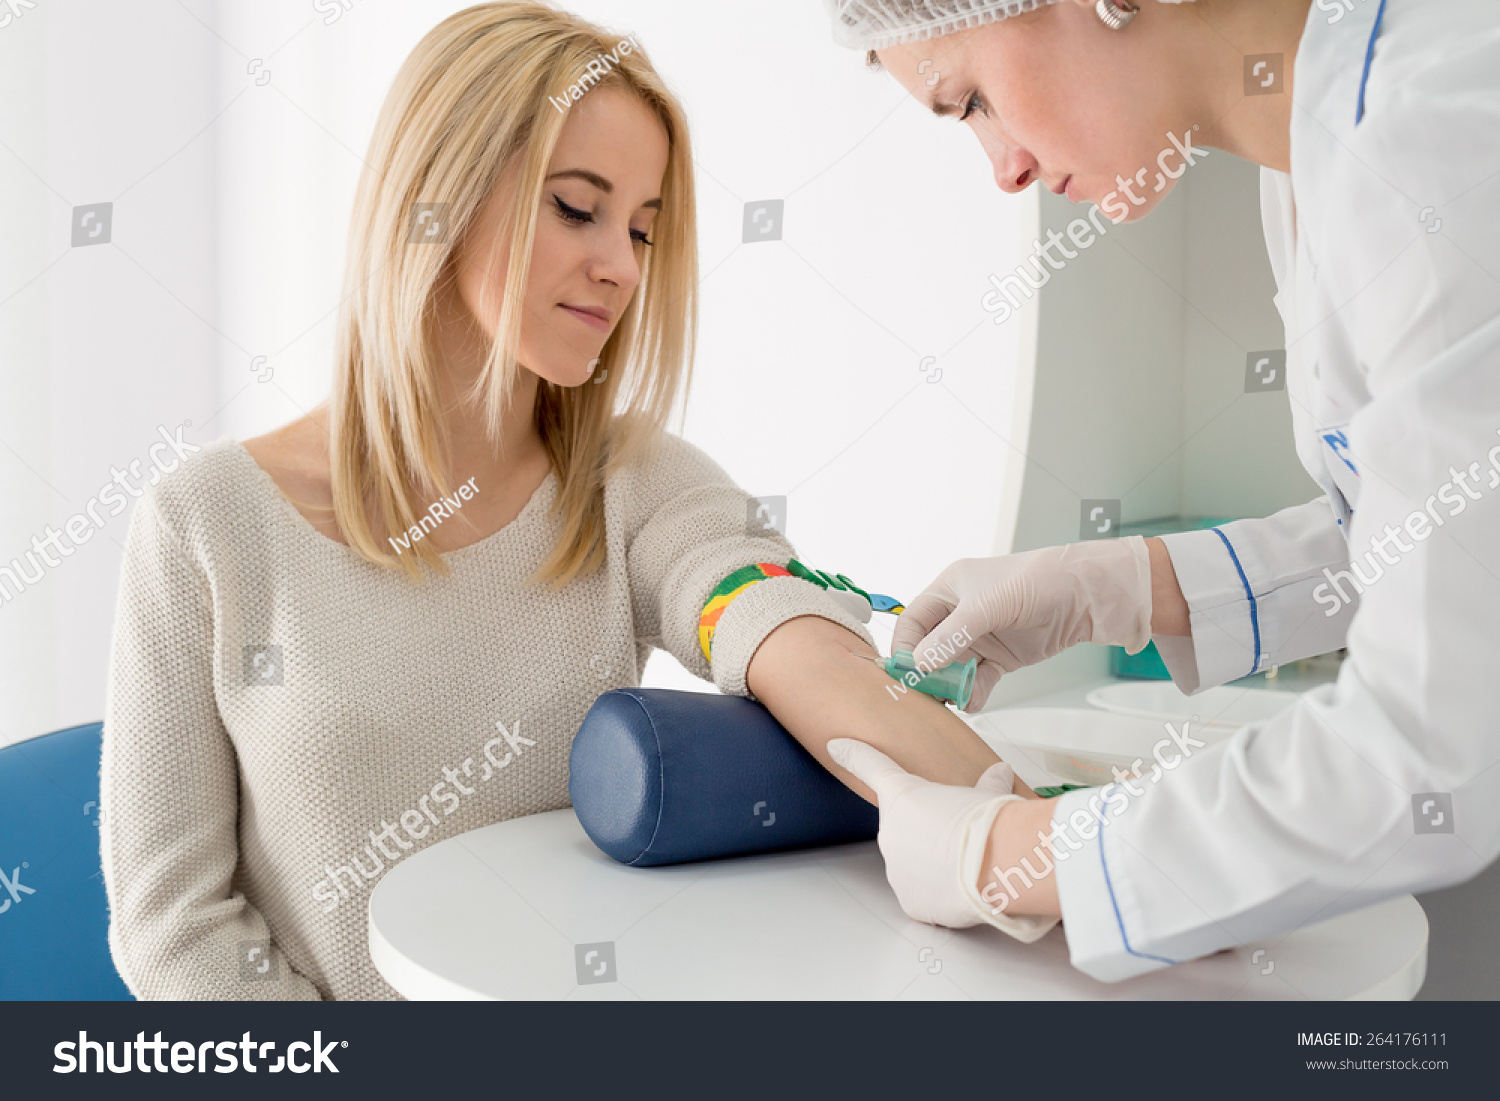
[828,739,1059,942]
[892,537,1153,713]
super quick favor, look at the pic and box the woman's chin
[536,361,604,389]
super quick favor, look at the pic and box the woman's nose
[589,232,641,292]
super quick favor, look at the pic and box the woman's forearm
[744,614,1032,805]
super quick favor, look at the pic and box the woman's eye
[553,195,592,223]
[555,194,652,246]
[959,92,983,123]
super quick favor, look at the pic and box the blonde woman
[100,1,1020,1001]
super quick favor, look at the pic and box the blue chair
[0,721,133,1000]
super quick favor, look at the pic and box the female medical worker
[822,0,1500,982]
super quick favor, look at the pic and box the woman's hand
[891,536,1158,712]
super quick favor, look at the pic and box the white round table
[368,807,1428,1000]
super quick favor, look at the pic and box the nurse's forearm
[977,796,1062,917]
[745,614,1031,805]
[1148,537,1190,636]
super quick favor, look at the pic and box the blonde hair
[329,1,697,585]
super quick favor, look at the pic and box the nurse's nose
[991,145,1040,193]
[975,126,1040,194]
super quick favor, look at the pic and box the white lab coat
[1053,0,1500,983]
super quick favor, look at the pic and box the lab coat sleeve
[1151,499,1356,693]
[1057,318,1500,982]
[1053,11,1500,982]
[620,431,875,698]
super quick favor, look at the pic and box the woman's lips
[559,305,611,332]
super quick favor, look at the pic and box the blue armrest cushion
[568,688,878,866]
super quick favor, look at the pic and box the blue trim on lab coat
[1212,528,1263,676]
[1096,785,1179,967]
[1356,0,1390,125]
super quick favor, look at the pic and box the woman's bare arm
[745,614,1035,805]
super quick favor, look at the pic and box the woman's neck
[429,270,550,490]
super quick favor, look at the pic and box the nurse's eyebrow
[545,168,662,210]
[926,75,961,119]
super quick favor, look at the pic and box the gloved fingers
[973,761,1015,795]
[908,602,994,675]
[890,591,955,656]
[966,631,1023,668]
[826,737,914,800]
[962,660,1005,714]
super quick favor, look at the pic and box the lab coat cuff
[1159,528,1271,689]
[1052,788,1173,983]
[708,575,877,699]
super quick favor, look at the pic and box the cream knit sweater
[100,432,873,1000]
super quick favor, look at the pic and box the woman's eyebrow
[545,168,662,210]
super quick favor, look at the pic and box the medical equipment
[569,688,877,866]
[857,649,977,711]
[892,539,1153,712]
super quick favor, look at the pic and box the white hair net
[824,0,1196,52]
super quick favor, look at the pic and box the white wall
[0,0,1025,738]
[0,0,219,744]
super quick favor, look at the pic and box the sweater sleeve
[622,433,876,698]
[100,489,321,1000]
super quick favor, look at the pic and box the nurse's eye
[959,91,983,122]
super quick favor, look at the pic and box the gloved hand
[827,739,1059,942]
[892,537,1153,713]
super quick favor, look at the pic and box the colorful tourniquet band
[698,563,793,661]
[697,558,906,662]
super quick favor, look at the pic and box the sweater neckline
[225,439,559,566]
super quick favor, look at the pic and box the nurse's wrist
[1147,537,1191,636]
[974,795,1062,918]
